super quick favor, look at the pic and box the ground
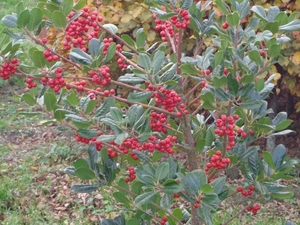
[0,85,299,225]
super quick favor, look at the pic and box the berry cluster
[193,200,200,209]
[147,85,187,113]
[0,58,19,80]
[89,65,111,86]
[75,133,103,151]
[124,167,136,183]
[160,216,168,225]
[43,49,59,62]
[150,112,167,133]
[69,80,87,92]
[259,40,268,57]
[112,135,178,160]
[64,7,103,52]
[246,204,261,215]
[86,88,102,99]
[237,185,255,197]
[205,150,230,171]
[45,67,66,92]
[25,78,37,89]
[102,38,127,69]
[214,114,239,151]
[170,9,190,29]
[236,128,255,138]
[153,15,175,42]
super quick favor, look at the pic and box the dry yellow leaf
[291,51,300,65]
[147,30,157,42]
[121,14,132,23]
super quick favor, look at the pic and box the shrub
[1,0,300,224]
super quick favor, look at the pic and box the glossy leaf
[52,10,66,28]
[272,144,286,170]
[44,92,57,111]
[27,8,43,31]
[22,93,36,105]
[127,91,152,102]
[95,97,115,117]
[71,183,102,193]
[2,15,18,28]
[17,9,30,28]
[134,191,158,207]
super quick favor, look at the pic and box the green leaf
[134,191,158,207]
[272,144,286,170]
[103,23,118,34]
[127,91,152,102]
[61,0,73,16]
[73,158,90,170]
[210,176,226,194]
[52,10,67,28]
[279,20,300,31]
[126,105,144,126]
[272,112,287,126]
[75,167,95,180]
[64,166,76,176]
[1,15,18,28]
[66,114,92,128]
[89,38,100,56]
[95,97,115,117]
[84,99,96,114]
[151,50,165,74]
[215,0,229,14]
[227,74,239,96]
[251,5,267,21]
[155,162,169,181]
[268,44,281,58]
[138,53,151,71]
[73,0,85,10]
[17,112,41,117]
[205,126,214,146]
[264,21,279,34]
[215,88,230,102]
[200,184,214,194]
[110,107,123,122]
[27,8,43,31]
[249,50,262,66]
[180,0,193,9]
[77,129,98,139]
[31,50,46,68]
[71,183,102,193]
[121,34,135,47]
[66,92,79,106]
[17,9,30,28]
[88,144,98,170]
[136,28,146,49]
[70,48,93,65]
[263,151,276,170]
[163,180,183,194]
[185,172,200,195]
[197,207,213,225]
[103,42,116,63]
[214,50,224,68]
[271,192,294,199]
[113,192,130,207]
[97,135,116,143]
[192,169,207,187]
[22,93,36,105]
[227,11,240,27]
[275,120,293,131]
[239,100,262,110]
[160,193,172,209]
[44,92,57,111]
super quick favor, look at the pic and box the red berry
[249,185,255,191]
[223,68,228,75]
[222,21,229,29]
[249,130,255,135]
[237,186,243,192]
[41,38,48,44]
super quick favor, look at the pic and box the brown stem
[222,206,246,225]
